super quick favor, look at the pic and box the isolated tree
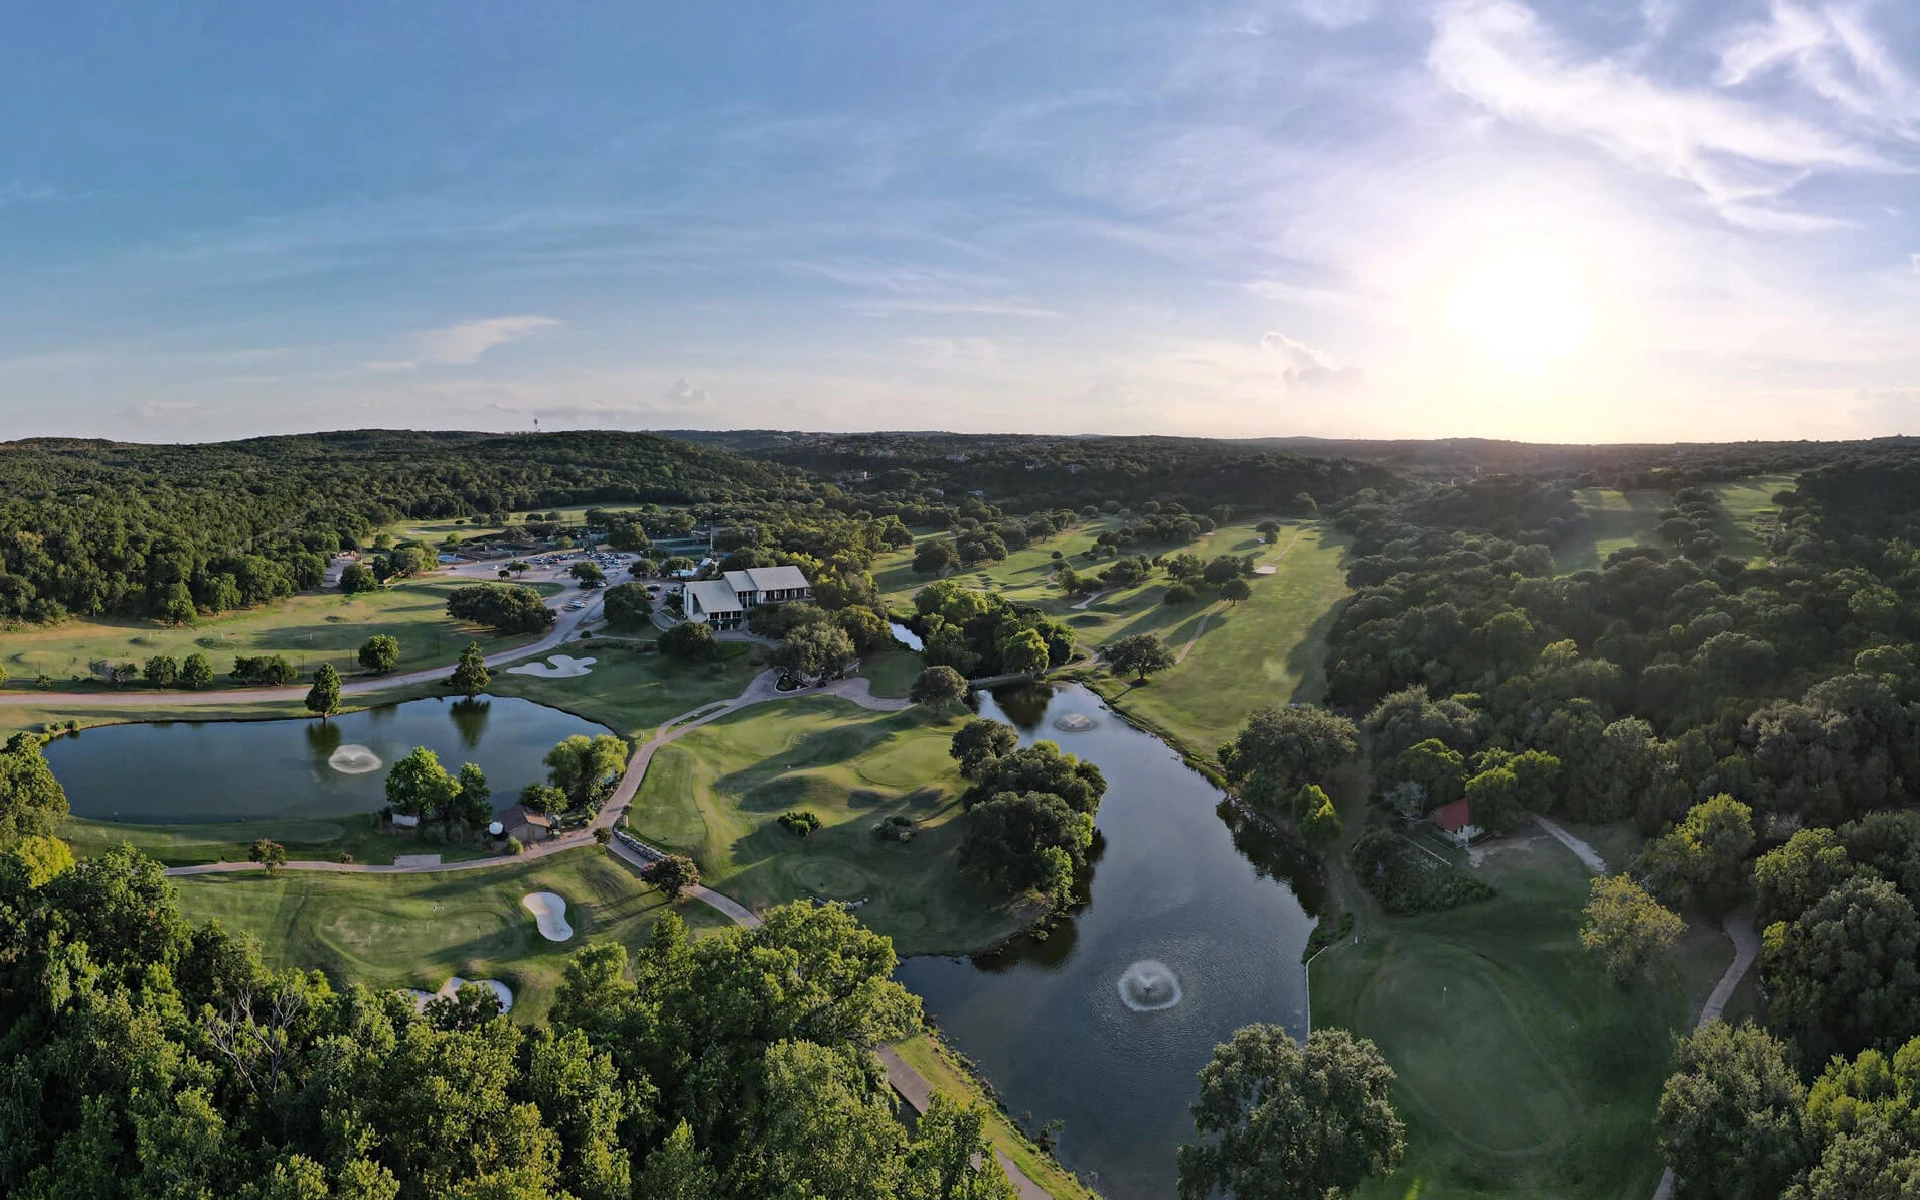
[306,663,342,721]
[450,640,491,698]
[142,654,180,688]
[249,838,288,875]
[910,665,969,709]
[1177,1025,1404,1200]
[546,734,630,811]
[179,651,215,690]
[1581,875,1683,983]
[1255,520,1283,544]
[1220,577,1252,605]
[1108,633,1177,682]
[339,562,378,594]
[645,853,701,900]
[660,619,718,663]
[951,718,1019,779]
[775,623,857,680]
[385,745,458,821]
[358,633,400,674]
[1655,1021,1809,1200]
[570,561,606,589]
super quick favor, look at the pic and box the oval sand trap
[521,891,574,941]
[328,744,383,774]
[401,976,515,1013]
[1253,564,1278,575]
[506,654,597,678]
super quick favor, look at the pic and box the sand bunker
[1053,712,1097,732]
[402,976,515,1013]
[521,891,574,941]
[507,654,597,679]
[1253,564,1278,575]
[328,744,383,774]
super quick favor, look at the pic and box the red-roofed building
[1431,799,1480,848]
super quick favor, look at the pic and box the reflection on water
[896,684,1317,1199]
[888,621,925,651]
[47,696,606,824]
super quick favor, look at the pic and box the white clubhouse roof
[722,565,810,593]
[686,580,743,614]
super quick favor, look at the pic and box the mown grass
[62,814,491,868]
[170,847,729,1022]
[1557,475,1793,574]
[890,1032,1101,1200]
[0,575,552,694]
[486,639,763,740]
[859,647,924,698]
[1313,834,1694,1200]
[626,698,1023,954]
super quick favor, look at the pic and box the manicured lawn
[62,814,491,868]
[1104,523,1350,753]
[0,575,550,694]
[1312,835,1694,1200]
[170,847,729,1022]
[627,698,1023,954]
[486,639,763,739]
[859,646,924,698]
[890,1033,1100,1200]
[1558,476,1791,574]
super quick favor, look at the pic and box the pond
[888,620,924,651]
[897,684,1320,1200]
[47,696,608,823]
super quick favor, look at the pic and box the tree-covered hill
[0,431,797,623]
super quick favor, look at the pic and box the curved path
[1650,911,1761,1200]
[162,670,910,880]
[1,579,606,709]
[1532,814,1608,874]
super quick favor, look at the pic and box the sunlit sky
[2,1,1917,442]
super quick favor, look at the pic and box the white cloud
[1717,2,1920,131]
[1295,0,1376,30]
[663,377,708,404]
[1261,331,1365,386]
[1429,0,1897,229]
[413,315,561,366]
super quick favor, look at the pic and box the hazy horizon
[2,1,1916,443]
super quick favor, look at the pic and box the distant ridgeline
[663,430,1403,513]
[0,431,797,623]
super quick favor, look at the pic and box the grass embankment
[170,847,728,1023]
[859,647,924,698]
[488,639,763,740]
[890,1033,1101,1200]
[61,814,492,869]
[627,698,1022,954]
[1312,831,1706,1200]
[0,575,554,696]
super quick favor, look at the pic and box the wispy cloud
[1262,331,1364,386]
[1429,0,1900,229]
[1717,2,1920,133]
[414,315,562,366]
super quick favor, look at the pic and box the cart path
[1532,814,1608,873]
[876,1047,1050,1200]
[1651,911,1761,1200]
[160,669,909,880]
[0,584,605,708]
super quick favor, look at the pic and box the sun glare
[1446,247,1594,373]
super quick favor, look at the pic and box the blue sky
[2,0,1916,442]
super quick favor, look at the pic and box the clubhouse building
[682,565,813,629]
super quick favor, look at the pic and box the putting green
[1355,948,1575,1157]
[318,905,513,972]
[792,859,870,898]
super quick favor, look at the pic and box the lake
[897,683,1320,1200]
[47,697,608,823]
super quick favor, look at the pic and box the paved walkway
[1,581,605,708]
[1532,814,1608,873]
[876,1046,1048,1200]
[1651,911,1761,1200]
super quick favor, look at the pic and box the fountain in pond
[1053,712,1096,732]
[1116,960,1183,1011]
[328,744,383,774]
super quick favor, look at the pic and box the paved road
[1651,911,1761,1200]
[0,571,605,708]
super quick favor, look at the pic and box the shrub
[1350,828,1494,914]
[505,836,525,855]
[778,810,823,837]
